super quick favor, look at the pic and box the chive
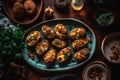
[30,36,35,41]
[64,52,69,59]
[39,47,45,52]
[54,40,60,45]
[75,34,80,39]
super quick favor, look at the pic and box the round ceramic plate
[82,61,111,80]
[101,32,120,64]
[22,18,96,71]
[2,0,43,25]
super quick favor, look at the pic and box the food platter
[2,0,43,25]
[22,18,96,71]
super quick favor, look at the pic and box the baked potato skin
[35,40,49,56]
[44,49,56,65]
[70,28,86,40]
[51,38,67,49]
[72,39,88,50]
[54,24,68,39]
[26,31,41,47]
[57,47,72,63]
[74,48,90,61]
[41,25,55,39]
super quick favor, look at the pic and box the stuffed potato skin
[72,39,88,50]
[70,28,86,39]
[26,31,41,47]
[35,40,49,56]
[51,38,67,49]
[54,24,68,39]
[57,47,72,63]
[44,49,56,65]
[74,48,90,61]
[41,25,55,39]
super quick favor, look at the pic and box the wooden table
[7,0,120,80]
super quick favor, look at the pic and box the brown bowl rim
[2,0,43,25]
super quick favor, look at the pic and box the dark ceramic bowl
[95,8,115,27]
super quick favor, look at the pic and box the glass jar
[71,0,84,11]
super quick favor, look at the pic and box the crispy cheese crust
[44,49,56,65]
[26,31,41,47]
[72,39,88,50]
[54,24,68,39]
[57,47,72,63]
[35,40,49,56]
[70,28,86,39]
[74,48,89,61]
[41,25,55,39]
[52,38,67,49]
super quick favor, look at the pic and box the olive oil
[71,0,84,11]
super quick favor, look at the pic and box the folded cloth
[0,0,16,28]
[0,14,16,29]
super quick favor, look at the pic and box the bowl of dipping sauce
[95,8,115,27]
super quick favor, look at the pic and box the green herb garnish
[64,52,69,59]
[39,47,45,52]
[97,12,113,26]
[0,24,24,68]
[30,36,35,41]
[54,40,60,45]
[75,34,80,39]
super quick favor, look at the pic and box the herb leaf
[0,25,24,67]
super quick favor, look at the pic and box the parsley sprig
[0,24,24,67]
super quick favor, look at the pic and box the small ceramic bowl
[54,0,68,9]
[82,61,111,80]
[101,32,120,64]
[95,8,115,27]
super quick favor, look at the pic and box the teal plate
[22,18,96,71]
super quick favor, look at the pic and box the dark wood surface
[8,0,120,80]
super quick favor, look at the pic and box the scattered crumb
[27,53,35,60]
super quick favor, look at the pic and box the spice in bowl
[110,42,120,61]
[95,8,115,27]
[88,67,103,80]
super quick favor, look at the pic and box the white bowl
[101,32,120,64]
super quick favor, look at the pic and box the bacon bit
[110,43,120,61]
[27,53,35,60]
[58,57,62,61]
[87,35,92,43]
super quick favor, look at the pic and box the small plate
[2,0,43,25]
[82,61,111,80]
[101,32,120,64]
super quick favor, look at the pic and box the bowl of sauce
[95,8,115,27]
